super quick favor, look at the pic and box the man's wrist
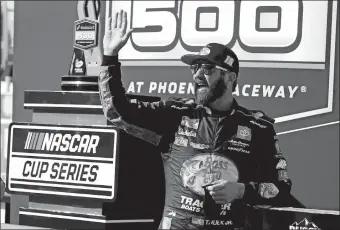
[103,52,118,56]
[102,55,119,66]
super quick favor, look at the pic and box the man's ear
[224,72,237,85]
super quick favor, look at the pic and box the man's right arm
[99,54,168,135]
[99,10,193,139]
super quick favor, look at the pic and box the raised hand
[103,9,133,56]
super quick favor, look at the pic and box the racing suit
[98,55,292,230]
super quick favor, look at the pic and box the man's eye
[202,65,214,69]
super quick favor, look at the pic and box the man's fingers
[211,179,224,185]
[117,9,123,28]
[209,190,224,196]
[214,198,228,204]
[112,12,118,29]
[212,195,234,204]
[122,29,134,43]
[206,180,226,190]
[207,183,225,192]
[211,194,226,200]
[106,17,112,32]
[121,11,127,33]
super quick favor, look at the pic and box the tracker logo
[180,195,203,213]
[289,218,320,230]
[24,132,100,154]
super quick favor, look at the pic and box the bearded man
[98,10,292,230]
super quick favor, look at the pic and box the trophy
[62,0,102,91]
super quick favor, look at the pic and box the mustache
[194,75,208,87]
[195,78,227,105]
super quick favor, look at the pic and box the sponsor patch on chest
[227,147,250,154]
[225,139,251,154]
[236,126,252,141]
[228,139,249,148]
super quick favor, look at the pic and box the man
[99,10,292,230]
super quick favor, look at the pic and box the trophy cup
[61,0,102,91]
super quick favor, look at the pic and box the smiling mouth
[197,86,208,91]
[195,79,208,87]
[197,84,209,90]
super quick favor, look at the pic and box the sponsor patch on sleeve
[278,170,289,181]
[250,120,267,128]
[174,136,188,147]
[259,183,280,198]
[181,116,199,129]
[275,140,282,155]
[276,159,287,170]
[252,111,275,124]
[178,127,197,137]
[253,112,264,119]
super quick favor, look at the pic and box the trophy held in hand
[62,0,102,91]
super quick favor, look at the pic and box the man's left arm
[241,125,292,206]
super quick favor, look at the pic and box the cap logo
[198,47,210,55]
[224,56,234,66]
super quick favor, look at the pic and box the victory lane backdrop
[109,0,337,126]
[6,122,119,201]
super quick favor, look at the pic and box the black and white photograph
[0,1,339,229]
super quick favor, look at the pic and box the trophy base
[61,75,98,91]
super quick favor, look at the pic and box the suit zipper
[209,116,219,184]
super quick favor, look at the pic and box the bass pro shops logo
[289,218,320,230]
[106,1,337,124]
[180,153,239,196]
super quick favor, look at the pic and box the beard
[195,77,227,106]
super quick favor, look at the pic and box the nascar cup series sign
[106,1,337,123]
[6,123,119,200]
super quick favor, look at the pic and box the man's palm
[103,10,133,56]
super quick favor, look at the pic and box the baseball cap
[181,43,239,75]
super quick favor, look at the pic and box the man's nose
[193,68,204,81]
